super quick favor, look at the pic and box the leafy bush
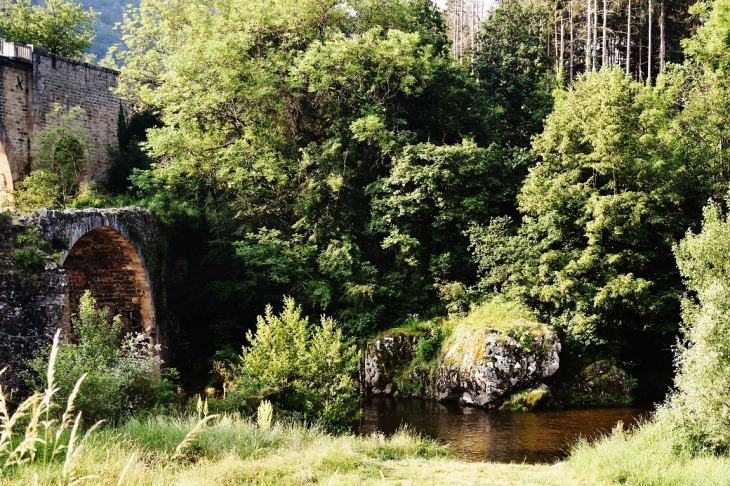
[656,200,730,453]
[26,291,180,425]
[225,297,360,431]
[12,105,93,214]
[10,226,52,277]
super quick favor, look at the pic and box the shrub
[656,200,730,453]
[226,297,360,431]
[12,105,93,214]
[10,226,52,277]
[26,291,179,425]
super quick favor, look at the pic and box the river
[359,396,651,463]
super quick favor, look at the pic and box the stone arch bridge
[0,207,168,389]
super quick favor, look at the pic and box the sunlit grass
[3,413,604,485]
[0,327,717,485]
[569,419,730,486]
[445,299,544,337]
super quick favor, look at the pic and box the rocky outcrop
[362,325,561,408]
[435,328,560,407]
[567,360,633,406]
[362,333,416,395]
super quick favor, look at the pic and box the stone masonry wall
[0,57,33,186]
[0,43,121,189]
[31,49,120,184]
[0,218,67,391]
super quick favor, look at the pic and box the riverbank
[5,410,730,485]
[0,413,599,485]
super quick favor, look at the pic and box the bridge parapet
[0,40,32,62]
[30,207,156,264]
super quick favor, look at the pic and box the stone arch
[62,226,157,350]
[0,140,14,196]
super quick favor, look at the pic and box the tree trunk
[602,0,608,67]
[470,0,475,64]
[570,0,575,81]
[586,0,592,72]
[593,0,598,69]
[626,0,631,75]
[660,0,665,72]
[561,17,565,76]
[639,35,643,82]
[648,0,652,82]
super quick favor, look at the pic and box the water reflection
[358,396,651,463]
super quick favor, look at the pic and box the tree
[13,104,93,213]
[474,0,554,147]
[470,68,722,398]
[0,0,97,59]
[106,104,157,195]
[230,297,360,431]
[661,200,730,452]
[116,0,507,354]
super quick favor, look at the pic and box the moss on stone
[499,385,551,411]
[567,360,634,407]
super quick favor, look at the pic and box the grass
[0,330,596,485]
[2,414,606,485]
[380,299,547,347]
[569,419,730,486]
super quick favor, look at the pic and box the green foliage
[470,68,721,376]
[26,291,179,425]
[228,297,360,431]
[115,0,524,356]
[474,0,554,147]
[683,0,730,70]
[10,226,51,277]
[106,104,157,195]
[653,200,730,453]
[415,323,443,362]
[13,105,93,214]
[0,0,97,59]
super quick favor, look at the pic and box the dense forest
[2,0,722,400]
[107,0,712,400]
[6,0,730,483]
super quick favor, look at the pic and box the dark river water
[358,396,651,463]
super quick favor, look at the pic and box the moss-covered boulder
[568,360,633,406]
[362,333,416,395]
[499,384,551,411]
[435,327,560,407]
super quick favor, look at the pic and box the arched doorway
[62,226,157,350]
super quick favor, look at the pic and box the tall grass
[0,329,99,483]
[569,420,730,485]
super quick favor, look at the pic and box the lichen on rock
[362,333,416,395]
[499,384,551,411]
[435,326,560,407]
